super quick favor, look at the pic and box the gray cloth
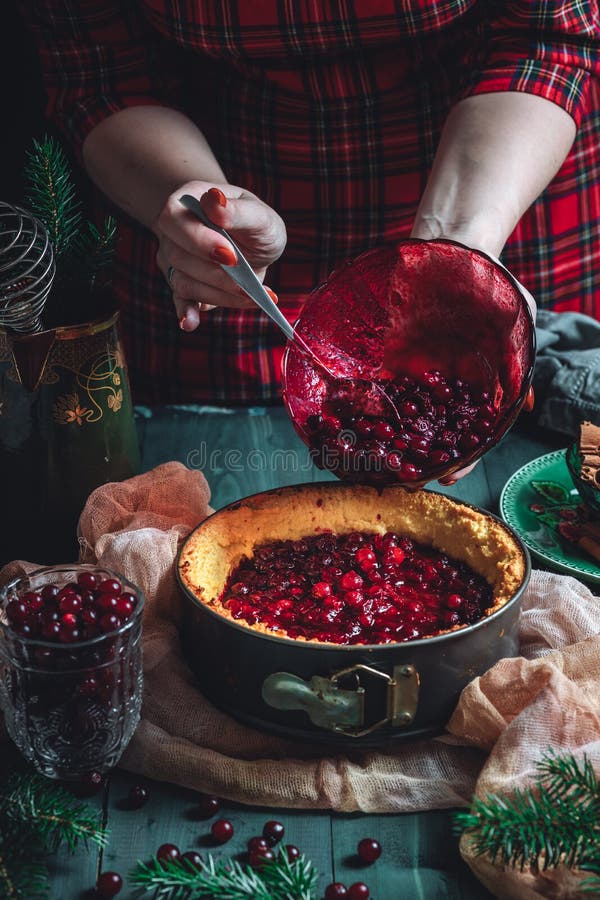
[533,310,600,437]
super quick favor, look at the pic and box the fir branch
[261,849,319,900]
[0,773,108,853]
[130,849,319,899]
[457,751,600,876]
[0,835,49,900]
[24,136,81,259]
[71,216,117,284]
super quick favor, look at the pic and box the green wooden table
[4,407,568,899]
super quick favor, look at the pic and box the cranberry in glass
[348,884,370,900]
[157,843,181,864]
[325,884,348,899]
[263,819,285,845]
[286,844,301,862]
[77,570,98,591]
[181,850,203,870]
[196,793,221,819]
[357,838,382,864]
[211,818,234,844]
[96,871,123,898]
[127,784,149,809]
[98,578,122,595]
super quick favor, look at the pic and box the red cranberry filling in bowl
[282,239,535,487]
[178,483,527,647]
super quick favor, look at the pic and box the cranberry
[127,784,149,809]
[196,794,221,818]
[99,613,121,633]
[249,847,275,869]
[181,850,203,870]
[248,836,270,853]
[357,838,381,864]
[211,818,234,844]
[312,581,333,599]
[58,593,82,614]
[77,676,99,698]
[98,579,122,595]
[157,843,181,864]
[286,844,301,862]
[77,771,104,796]
[77,571,99,591]
[41,583,60,602]
[6,600,29,624]
[348,884,370,900]
[325,884,348,899]
[96,871,122,898]
[263,819,285,845]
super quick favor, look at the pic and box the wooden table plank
[331,810,492,899]
[100,770,334,896]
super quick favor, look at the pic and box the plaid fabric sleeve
[16,0,180,161]
[465,0,600,125]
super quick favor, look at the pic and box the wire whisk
[0,202,55,333]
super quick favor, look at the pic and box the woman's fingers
[438,461,477,486]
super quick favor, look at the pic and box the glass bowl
[0,564,144,780]
[282,239,535,487]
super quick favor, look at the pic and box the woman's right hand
[153,181,287,330]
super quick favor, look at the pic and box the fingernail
[178,315,188,330]
[523,386,535,413]
[439,476,458,486]
[211,245,237,266]
[264,286,279,305]
[207,187,227,207]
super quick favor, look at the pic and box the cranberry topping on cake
[219,530,493,644]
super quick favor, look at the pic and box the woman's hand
[153,181,287,330]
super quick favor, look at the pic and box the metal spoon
[179,194,401,421]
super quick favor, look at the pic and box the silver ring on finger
[167,265,176,289]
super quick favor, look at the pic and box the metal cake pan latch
[261,663,419,737]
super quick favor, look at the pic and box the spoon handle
[178,194,295,341]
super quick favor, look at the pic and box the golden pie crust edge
[178,484,527,644]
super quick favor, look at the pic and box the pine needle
[130,848,319,899]
[23,136,81,259]
[456,751,600,876]
[0,773,108,853]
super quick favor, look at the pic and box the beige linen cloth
[4,461,600,896]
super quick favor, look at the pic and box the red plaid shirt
[21,0,600,403]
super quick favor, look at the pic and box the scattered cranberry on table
[357,837,382,864]
[196,793,221,819]
[211,818,234,844]
[286,844,301,862]
[325,883,348,899]
[248,836,270,853]
[262,819,285,845]
[95,871,122,899]
[181,850,203,870]
[348,883,370,900]
[156,843,181,864]
[248,846,276,869]
[76,771,104,797]
[127,784,149,809]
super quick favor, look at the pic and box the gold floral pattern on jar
[53,392,92,426]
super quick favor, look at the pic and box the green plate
[499,449,600,584]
